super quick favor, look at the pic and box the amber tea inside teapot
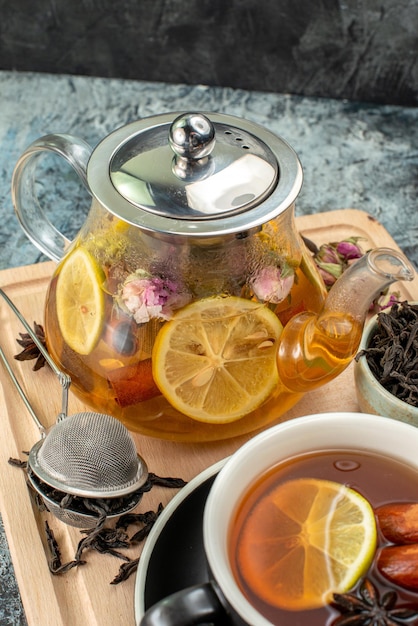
[12,112,414,441]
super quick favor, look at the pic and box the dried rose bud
[335,237,363,261]
[315,243,341,265]
[311,236,365,290]
[120,269,191,323]
[250,266,294,304]
[315,261,343,288]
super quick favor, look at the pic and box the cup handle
[140,582,230,626]
[11,133,92,262]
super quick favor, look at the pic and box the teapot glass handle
[11,133,92,262]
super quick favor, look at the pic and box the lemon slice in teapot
[152,296,282,423]
[56,247,105,355]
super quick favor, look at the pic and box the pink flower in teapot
[120,270,191,324]
[250,265,294,304]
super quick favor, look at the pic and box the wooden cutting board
[0,209,417,626]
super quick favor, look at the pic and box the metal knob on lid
[169,113,216,181]
[169,113,216,160]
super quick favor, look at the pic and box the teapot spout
[321,247,415,322]
[277,248,415,393]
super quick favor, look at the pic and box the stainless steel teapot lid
[87,111,302,239]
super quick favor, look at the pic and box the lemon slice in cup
[56,247,105,355]
[236,477,377,611]
[152,296,282,423]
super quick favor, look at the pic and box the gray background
[1,0,418,106]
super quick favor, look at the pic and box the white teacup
[139,412,418,625]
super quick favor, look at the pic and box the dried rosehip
[378,544,418,590]
[376,503,418,544]
[107,359,161,407]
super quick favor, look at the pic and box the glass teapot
[12,112,414,442]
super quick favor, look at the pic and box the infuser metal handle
[0,343,45,434]
[0,288,70,431]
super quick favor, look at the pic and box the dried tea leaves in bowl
[356,301,418,407]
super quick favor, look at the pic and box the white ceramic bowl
[354,314,418,426]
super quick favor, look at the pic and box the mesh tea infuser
[0,288,148,528]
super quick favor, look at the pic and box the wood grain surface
[0,209,417,626]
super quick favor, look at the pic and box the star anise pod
[14,322,47,371]
[332,578,418,625]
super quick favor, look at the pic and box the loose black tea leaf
[130,504,164,543]
[59,493,74,509]
[86,526,130,548]
[116,506,163,531]
[148,473,188,489]
[8,457,27,468]
[91,544,130,560]
[356,301,418,407]
[130,523,154,544]
[75,513,108,560]
[82,527,131,560]
[111,558,140,585]
[76,521,127,561]
[138,473,188,494]
[45,520,61,569]
[45,521,84,574]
